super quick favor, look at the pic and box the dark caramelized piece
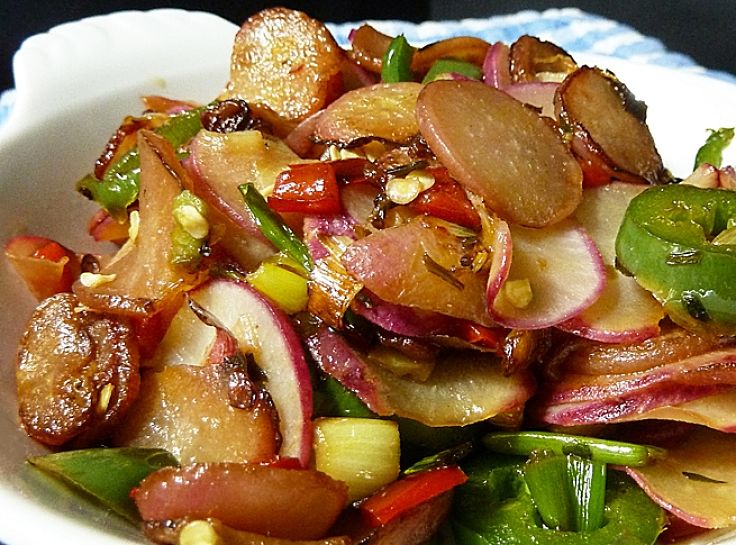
[555,66,668,185]
[16,293,140,446]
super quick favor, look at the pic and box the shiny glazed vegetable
[6,7,736,545]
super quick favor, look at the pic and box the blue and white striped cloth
[1,7,733,127]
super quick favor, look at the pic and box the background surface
[2,0,735,91]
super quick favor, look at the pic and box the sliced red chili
[5,235,79,299]
[458,321,506,351]
[409,168,481,230]
[360,465,468,527]
[268,163,342,214]
[32,241,70,262]
[328,157,370,184]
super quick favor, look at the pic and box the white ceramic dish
[1,8,736,545]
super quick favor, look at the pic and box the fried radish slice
[417,80,582,227]
[314,82,422,146]
[221,7,343,136]
[555,66,667,185]
[509,35,577,82]
[74,131,202,317]
[134,463,348,540]
[16,292,140,446]
[112,364,280,465]
[411,36,490,74]
[625,427,736,528]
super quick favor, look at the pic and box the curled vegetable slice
[615,184,736,334]
[16,293,140,446]
[133,462,348,540]
[555,66,667,186]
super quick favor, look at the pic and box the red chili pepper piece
[5,235,79,299]
[458,322,506,351]
[328,157,370,184]
[268,163,342,214]
[409,169,481,230]
[360,465,468,527]
[31,241,70,262]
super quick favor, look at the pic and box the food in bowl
[5,6,736,545]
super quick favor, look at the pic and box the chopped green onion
[523,452,574,531]
[523,451,607,532]
[247,260,309,314]
[694,127,734,169]
[482,431,665,466]
[28,447,178,523]
[239,182,313,272]
[171,190,209,267]
[313,417,400,501]
[422,58,483,84]
[381,34,414,83]
[567,454,607,532]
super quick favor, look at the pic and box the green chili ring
[615,183,736,333]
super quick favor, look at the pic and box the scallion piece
[523,451,574,531]
[694,127,734,169]
[482,431,665,466]
[381,34,414,83]
[567,454,607,532]
[239,182,313,272]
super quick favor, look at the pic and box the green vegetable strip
[78,107,204,220]
[482,431,665,466]
[422,58,483,84]
[404,441,474,475]
[28,447,178,523]
[523,452,574,530]
[694,127,734,169]
[381,34,414,83]
[567,454,607,532]
[239,182,313,272]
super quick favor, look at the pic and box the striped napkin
[1,7,733,127]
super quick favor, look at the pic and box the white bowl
[1,9,735,545]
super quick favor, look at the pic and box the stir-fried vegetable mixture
[6,7,736,545]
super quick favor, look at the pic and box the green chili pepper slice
[28,447,178,523]
[78,107,204,220]
[452,454,665,545]
[422,58,483,84]
[381,34,414,83]
[615,183,736,334]
[694,127,734,169]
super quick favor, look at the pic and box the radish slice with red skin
[314,82,422,146]
[625,427,736,528]
[186,279,314,467]
[133,463,348,540]
[307,326,534,426]
[484,216,513,307]
[490,219,606,329]
[504,81,558,118]
[535,346,736,426]
[341,217,493,326]
[416,80,582,227]
[625,389,736,433]
[482,41,512,89]
[557,182,663,343]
